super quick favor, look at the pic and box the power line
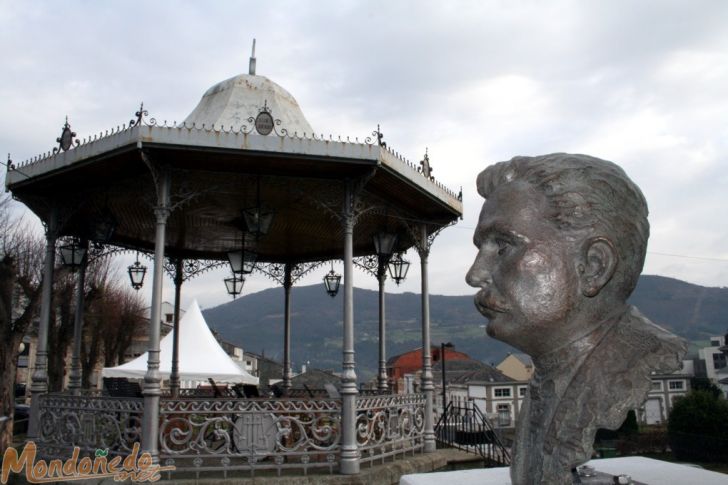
[648,252,728,263]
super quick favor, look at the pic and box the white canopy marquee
[103,300,258,385]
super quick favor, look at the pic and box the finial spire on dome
[249,38,257,75]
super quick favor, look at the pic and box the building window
[668,380,684,391]
[497,404,511,426]
[519,387,528,397]
[494,388,511,398]
[165,313,173,323]
[651,381,662,391]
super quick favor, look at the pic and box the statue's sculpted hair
[477,153,649,298]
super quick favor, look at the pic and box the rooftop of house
[510,353,533,367]
[387,345,473,366]
[432,359,512,384]
[282,368,340,391]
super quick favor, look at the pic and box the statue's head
[466,153,649,356]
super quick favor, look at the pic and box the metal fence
[435,400,511,466]
[36,390,428,478]
[37,392,143,458]
[158,396,342,478]
[356,393,426,466]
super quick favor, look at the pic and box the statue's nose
[466,254,493,288]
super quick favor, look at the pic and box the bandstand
[5,49,462,477]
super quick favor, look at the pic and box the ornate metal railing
[34,391,428,477]
[37,393,143,458]
[356,393,426,466]
[158,397,341,478]
[435,401,511,467]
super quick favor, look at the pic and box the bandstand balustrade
[37,392,144,459]
[35,390,427,477]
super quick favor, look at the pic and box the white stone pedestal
[400,457,728,485]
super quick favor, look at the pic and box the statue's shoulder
[578,307,687,429]
[609,306,687,371]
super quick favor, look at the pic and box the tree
[0,197,44,453]
[595,409,639,443]
[79,259,146,387]
[46,273,75,392]
[690,376,723,399]
[101,287,146,367]
[668,390,728,462]
[0,194,147,452]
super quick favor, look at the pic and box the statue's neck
[532,306,626,375]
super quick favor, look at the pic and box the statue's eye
[495,238,510,256]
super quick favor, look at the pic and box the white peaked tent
[103,299,258,385]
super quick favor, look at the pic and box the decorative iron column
[142,168,171,461]
[418,223,436,453]
[28,207,58,438]
[340,180,360,474]
[282,263,293,391]
[169,258,183,397]
[377,263,388,392]
[68,241,89,395]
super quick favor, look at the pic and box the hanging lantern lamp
[227,247,257,275]
[128,252,147,290]
[224,274,245,299]
[242,177,274,237]
[388,252,411,285]
[93,208,117,243]
[323,261,341,298]
[59,237,87,270]
[372,232,398,261]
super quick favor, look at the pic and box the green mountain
[203,275,728,383]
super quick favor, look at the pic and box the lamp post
[60,238,89,394]
[441,342,454,414]
[373,231,397,392]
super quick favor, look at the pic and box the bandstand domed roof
[184,73,314,136]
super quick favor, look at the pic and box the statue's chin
[486,318,529,354]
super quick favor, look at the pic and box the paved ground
[163,449,481,485]
[34,449,483,485]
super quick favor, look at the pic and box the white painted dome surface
[184,74,314,135]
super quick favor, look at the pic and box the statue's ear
[579,237,618,297]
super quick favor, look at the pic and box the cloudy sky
[2,1,727,311]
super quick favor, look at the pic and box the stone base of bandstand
[49,449,477,485]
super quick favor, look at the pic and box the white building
[639,367,692,425]
[442,360,694,428]
[696,334,728,397]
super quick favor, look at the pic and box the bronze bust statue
[466,153,687,484]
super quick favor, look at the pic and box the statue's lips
[474,291,508,318]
